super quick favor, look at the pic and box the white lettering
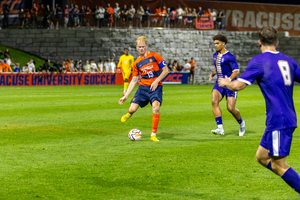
[294,14,300,30]
[224,10,231,27]
[256,12,268,28]
[269,13,281,29]
[282,13,293,30]
[244,11,256,28]
[232,10,244,27]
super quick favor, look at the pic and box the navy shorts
[260,127,295,157]
[131,85,163,108]
[212,82,237,99]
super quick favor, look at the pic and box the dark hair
[124,47,129,50]
[259,26,278,46]
[212,34,228,44]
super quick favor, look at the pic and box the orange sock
[152,113,160,133]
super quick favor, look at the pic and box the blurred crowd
[1,3,225,30]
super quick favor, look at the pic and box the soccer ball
[128,129,142,141]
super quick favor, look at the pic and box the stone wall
[0,29,299,84]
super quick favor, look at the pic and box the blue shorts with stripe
[260,127,295,157]
[213,82,237,99]
[131,85,163,108]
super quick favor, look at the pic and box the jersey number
[147,71,154,78]
[278,60,291,86]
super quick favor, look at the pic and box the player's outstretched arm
[218,76,247,91]
[150,66,169,91]
[118,76,139,105]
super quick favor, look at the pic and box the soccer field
[0,85,300,200]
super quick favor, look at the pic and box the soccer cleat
[239,121,246,136]
[211,128,225,135]
[122,92,125,96]
[121,113,131,122]
[151,135,159,142]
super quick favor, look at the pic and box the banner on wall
[195,17,214,30]
[0,73,188,86]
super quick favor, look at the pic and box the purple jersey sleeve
[238,57,263,85]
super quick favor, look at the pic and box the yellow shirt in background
[117,54,134,72]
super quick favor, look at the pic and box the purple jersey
[238,51,300,131]
[213,51,239,81]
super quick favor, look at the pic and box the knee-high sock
[124,82,129,90]
[152,113,160,134]
[281,167,300,193]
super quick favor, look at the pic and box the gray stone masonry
[0,29,299,84]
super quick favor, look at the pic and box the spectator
[217,10,225,30]
[107,3,114,28]
[90,59,99,72]
[54,5,63,29]
[68,4,74,27]
[75,60,82,72]
[44,5,51,29]
[211,9,217,29]
[73,5,80,27]
[110,58,116,73]
[167,60,173,71]
[169,7,176,28]
[83,60,90,72]
[162,6,168,28]
[143,6,151,27]
[64,5,69,28]
[104,58,111,72]
[176,5,183,28]
[2,4,10,29]
[22,64,30,73]
[128,4,135,28]
[4,49,10,59]
[61,61,67,73]
[25,8,31,29]
[31,3,38,28]
[0,50,3,59]
[27,59,36,73]
[37,4,45,28]
[183,7,188,28]
[120,4,128,28]
[183,59,191,83]
[198,7,203,17]
[152,6,161,27]
[172,60,178,72]
[14,63,21,72]
[114,3,121,27]
[98,59,104,72]
[5,55,15,67]
[187,8,193,29]
[136,6,144,28]
[85,6,92,28]
[189,57,196,84]
[192,8,197,27]
[69,59,75,72]
[80,5,86,26]
[51,61,61,72]
[18,8,26,29]
[0,59,12,72]
[40,59,50,72]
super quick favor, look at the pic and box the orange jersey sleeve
[190,61,196,71]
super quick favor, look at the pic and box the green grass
[0,85,300,199]
[0,45,47,70]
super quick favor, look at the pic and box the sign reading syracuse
[0,73,189,86]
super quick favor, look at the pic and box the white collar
[264,50,279,54]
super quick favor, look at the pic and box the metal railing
[0,13,226,30]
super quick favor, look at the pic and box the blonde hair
[136,36,148,45]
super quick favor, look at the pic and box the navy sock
[237,117,243,124]
[281,167,300,194]
[215,117,222,125]
[267,161,273,172]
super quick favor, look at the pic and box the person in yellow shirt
[117,48,134,95]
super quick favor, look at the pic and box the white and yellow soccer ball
[128,129,142,141]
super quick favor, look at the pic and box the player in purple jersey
[219,26,300,194]
[209,34,245,136]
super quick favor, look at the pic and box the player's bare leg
[121,103,139,122]
[211,89,224,135]
[227,97,245,136]
[151,100,160,141]
[256,145,300,193]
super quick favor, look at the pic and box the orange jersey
[190,61,196,71]
[133,51,166,86]
[0,63,11,72]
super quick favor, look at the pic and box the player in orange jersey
[0,59,12,72]
[189,57,196,84]
[118,36,169,142]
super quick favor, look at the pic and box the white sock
[123,89,126,93]
[217,124,223,130]
[151,133,156,136]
